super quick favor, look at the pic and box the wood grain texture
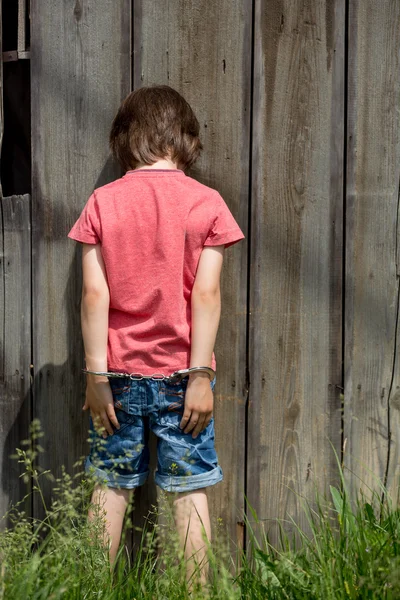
[0,0,2,199]
[0,195,31,523]
[30,0,131,515]
[0,0,3,374]
[248,0,344,546]
[134,0,250,551]
[344,0,400,506]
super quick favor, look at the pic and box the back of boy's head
[109,85,203,173]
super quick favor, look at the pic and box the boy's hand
[82,375,120,438]
[180,374,214,438]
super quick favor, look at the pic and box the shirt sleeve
[67,191,101,244]
[203,193,245,249]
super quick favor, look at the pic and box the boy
[68,85,245,583]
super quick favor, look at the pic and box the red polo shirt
[68,169,245,376]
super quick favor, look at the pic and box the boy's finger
[92,414,106,438]
[107,405,120,429]
[191,415,206,439]
[204,414,213,429]
[184,411,199,434]
[100,411,114,436]
[180,409,191,430]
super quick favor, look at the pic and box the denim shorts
[85,374,223,493]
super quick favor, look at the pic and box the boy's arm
[189,245,224,372]
[81,243,110,373]
[81,243,119,437]
[180,245,224,438]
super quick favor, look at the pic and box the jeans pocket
[159,376,215,431]
[159,381,187,430]
[109,378,131,410]
[112,384,131,395]
[89,409,135,438]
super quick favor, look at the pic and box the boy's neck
[133,157,179,171]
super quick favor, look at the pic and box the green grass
[1,420,399,599]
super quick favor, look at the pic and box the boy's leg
[88,484,133,564]
[167,488,211,585]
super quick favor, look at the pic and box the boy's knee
[93,484,134,503]
[164,487,207,504]
[114,487,135,505]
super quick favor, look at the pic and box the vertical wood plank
[344,0,400,506]
[0,195,31,522]
[0,0,2,198]
[134,0,250,551]
[30,1,131,515]
[248,0,345,546]
[0,0,3,365]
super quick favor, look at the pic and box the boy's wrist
[187,366,214,381]
[188,371,210,380]
[85,356,107,371]
[86,373,109,384]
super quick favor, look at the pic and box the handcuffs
[82,366,216,384]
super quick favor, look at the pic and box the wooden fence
[1,0,400,555]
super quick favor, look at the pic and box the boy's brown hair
[109,85,203,172]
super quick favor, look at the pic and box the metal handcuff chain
[82,366,216,383]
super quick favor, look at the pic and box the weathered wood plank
[30,1,131,517]
[0,0,3,372]
[134,0,250,551]
[344,0,400,507]
[248,0,344,546]
[0,195,31,523]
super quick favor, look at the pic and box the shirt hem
[107,357,217,376]
[203,231,245,247]
[68,231,100,244]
